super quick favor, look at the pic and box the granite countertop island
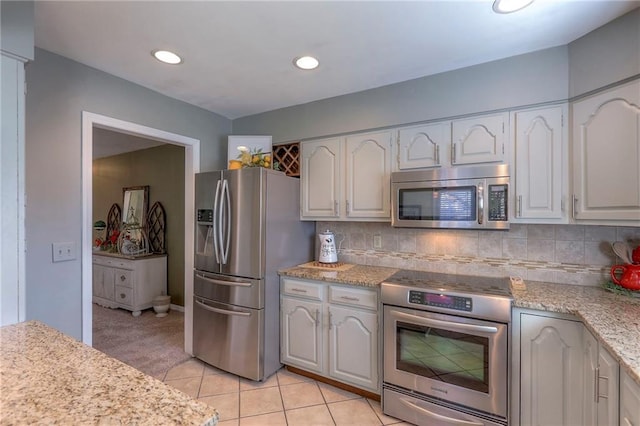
[0,321,218,425]
[280,263,640,386]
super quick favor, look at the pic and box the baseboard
[285,365,381,402]
[170,303,184,312]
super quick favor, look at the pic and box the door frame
[81,111,200,353]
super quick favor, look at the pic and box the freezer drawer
[193,296,264,381]
[194,270,263,309]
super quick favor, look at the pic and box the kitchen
[2,1,640,425]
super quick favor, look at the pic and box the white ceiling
[35,1,639,121]
[93,127,166,159]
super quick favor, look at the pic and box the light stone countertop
[511,280,640,386]
[280,263,640,386]
[0,320,218,425]
[279,263,399,287]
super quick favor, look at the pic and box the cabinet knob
[120,275,126,281]
[120,293,126,299]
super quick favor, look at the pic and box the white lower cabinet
[583,327,619,426]
[280,277,379,393]
[513,309,585,426]
[92,254,167,316]
[281,296,323,374]
[621,369,640,426]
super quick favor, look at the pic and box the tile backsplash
[317,222,640,286]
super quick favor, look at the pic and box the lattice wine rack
[272,142,300,177]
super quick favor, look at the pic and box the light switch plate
[52,242,76,262]
[373,235,382,249]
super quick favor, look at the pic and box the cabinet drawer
[115,285,133,306]
[281,278,324,301]
[114,269,132,288]
[329,285,377,310]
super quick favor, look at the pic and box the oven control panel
[408,290,472,312]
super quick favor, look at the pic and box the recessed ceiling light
[294,56,319,70]
[492,0,534,13]
[152,50,182,65]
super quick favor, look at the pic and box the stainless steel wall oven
[382,270,512,426]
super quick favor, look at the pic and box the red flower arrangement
[94,230,120,252]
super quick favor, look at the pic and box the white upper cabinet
[572,79,640,223]
[344,131,392,219]
[396,122,450,169]
[300,137,342,218]
[511,104,568,222]
[301,131,392,221]
[451,112,508,165]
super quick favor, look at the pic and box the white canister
[318,230,338,263]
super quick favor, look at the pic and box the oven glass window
[398,186,476,221]
[396,321,489,393]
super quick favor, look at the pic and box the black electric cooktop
[382,269,513,299]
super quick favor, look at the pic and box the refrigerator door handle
[195,273,252,287]
[212,179,222,263]
[221,179,231,264]
[195,298,251,317]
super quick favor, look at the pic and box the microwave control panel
[408,290,472,312]
[488,184,508,221]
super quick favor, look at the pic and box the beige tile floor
[160,358,413,426]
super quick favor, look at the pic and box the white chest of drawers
[92,253,167,316]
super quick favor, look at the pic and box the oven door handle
[399,398,484,426]
[392,310,499,334]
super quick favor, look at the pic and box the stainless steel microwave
[391,164,509,230]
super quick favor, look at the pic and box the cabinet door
[572,80,640,222]
[451,112,507,165]
[300,138,342,219]
[597,344,619,426]
[92,264,115,301]
[520,314,584,426]
[328,304,378,392]
[583,328,599,426]
[621,369,640,426]
[281,297,323,374]
[512,105,566,221]
[345,131,392,219]
[397,122,450,170]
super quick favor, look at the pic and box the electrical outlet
[52,242,76,262]
[373,235,382,249]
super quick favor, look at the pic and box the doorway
[81,111,200,354]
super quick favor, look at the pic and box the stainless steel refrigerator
[193,167,314,381]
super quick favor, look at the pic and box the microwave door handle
[391,310,498,334]
[477,182,484,225]
[212,179,222,263]
[399,398,483,426]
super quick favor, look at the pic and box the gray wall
[25,48,231,338]
[232,46,569,143]
[93,144,186,306]
[233,9,640,143]
[568,8,640,97]
[1,1,34,60]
